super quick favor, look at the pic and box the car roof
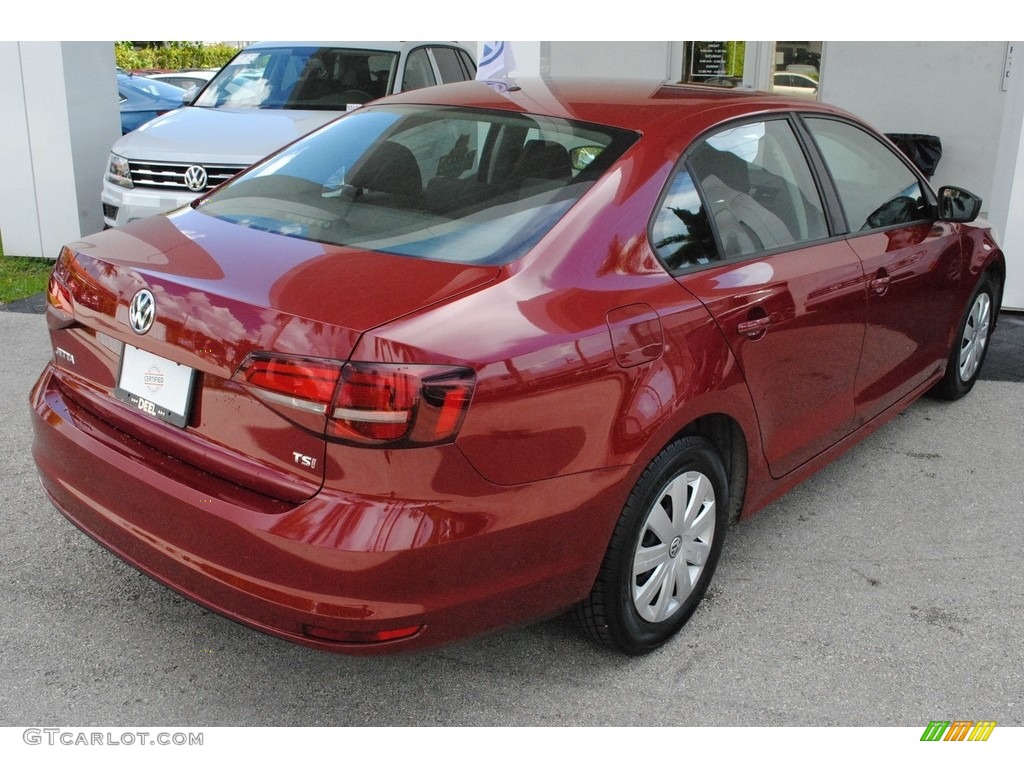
[243,41,472,54]
[380,77,851,133]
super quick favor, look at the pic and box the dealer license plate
[114,344,195,427]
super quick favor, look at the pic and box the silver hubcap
[632,471,716,623]
[959,292,991,382]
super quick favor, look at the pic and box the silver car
[102,41,477,227]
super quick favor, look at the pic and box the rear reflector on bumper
[301,624,424,644]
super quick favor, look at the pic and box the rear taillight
[46,247,74,316]
[240,356,342,412]
[45,248,76,327]
[46,272,73,316]
[236,354,474,446]
[330,365,417,442]
[237,355,344,434]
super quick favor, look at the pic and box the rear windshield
[193,45,398,110]
[196,105,638,265]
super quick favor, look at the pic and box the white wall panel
[0,42,118,258]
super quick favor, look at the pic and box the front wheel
[931,275,996,400]
[574,436,728,655]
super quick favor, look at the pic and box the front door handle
[737,315,771,339]
[869,273,891,296]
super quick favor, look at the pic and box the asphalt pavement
[1,304,1022,727]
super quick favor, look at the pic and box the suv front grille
[129,161,247,192]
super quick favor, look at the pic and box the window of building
[772,41,821,100]
[681,42,745,88]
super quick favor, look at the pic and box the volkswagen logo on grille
[128,289,156,335]
[183,165,209,192]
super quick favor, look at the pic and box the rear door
[656,116,866,478]
[801,117,963,424]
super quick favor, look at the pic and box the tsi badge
[293,452,317,470]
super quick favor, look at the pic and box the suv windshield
[196,105,638,266]
[193,45,398,110]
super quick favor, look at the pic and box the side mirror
[938,186,982,223]
[181,86,199,106]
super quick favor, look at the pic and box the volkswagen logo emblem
[128,289,156,335]
[183,165,208,192]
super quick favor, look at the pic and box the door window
[804,117,928,231]
[652,118,828,271]
[403,48,438,91]
[432,46,475,82]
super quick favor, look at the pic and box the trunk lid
[48,211,499,502]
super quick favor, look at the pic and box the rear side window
[652,118,828,270]
[650,170,718,270]
[403,49,438,91]
[804,117,928,231]
[457,48,477,79]
[432,46,472,82]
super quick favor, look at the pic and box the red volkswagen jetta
[31,79,1004,655]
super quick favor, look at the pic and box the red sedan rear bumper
[30,365,630,654]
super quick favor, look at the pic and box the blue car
[117,72,185,134]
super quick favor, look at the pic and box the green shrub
[115,41,240,72]
[0,254,53,304]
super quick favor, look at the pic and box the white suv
[102,41,477,227]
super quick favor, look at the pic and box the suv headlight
[106,153,133,189]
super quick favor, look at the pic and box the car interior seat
[348,141,423,204]
[512,140,573,197]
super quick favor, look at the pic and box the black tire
[931,274,996,401]
[574,436,728,655]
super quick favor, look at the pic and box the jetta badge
[184,165,208,192]
[128,289,155,335]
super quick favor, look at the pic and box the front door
[802,117,963,423]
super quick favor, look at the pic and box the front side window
[653,118,828,269]
[804,117,929,231]
[197,105,637,266]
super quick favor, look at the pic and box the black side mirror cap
[938,186,982,223]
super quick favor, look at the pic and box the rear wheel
[575,436,728,655]
[932,275,996,400]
